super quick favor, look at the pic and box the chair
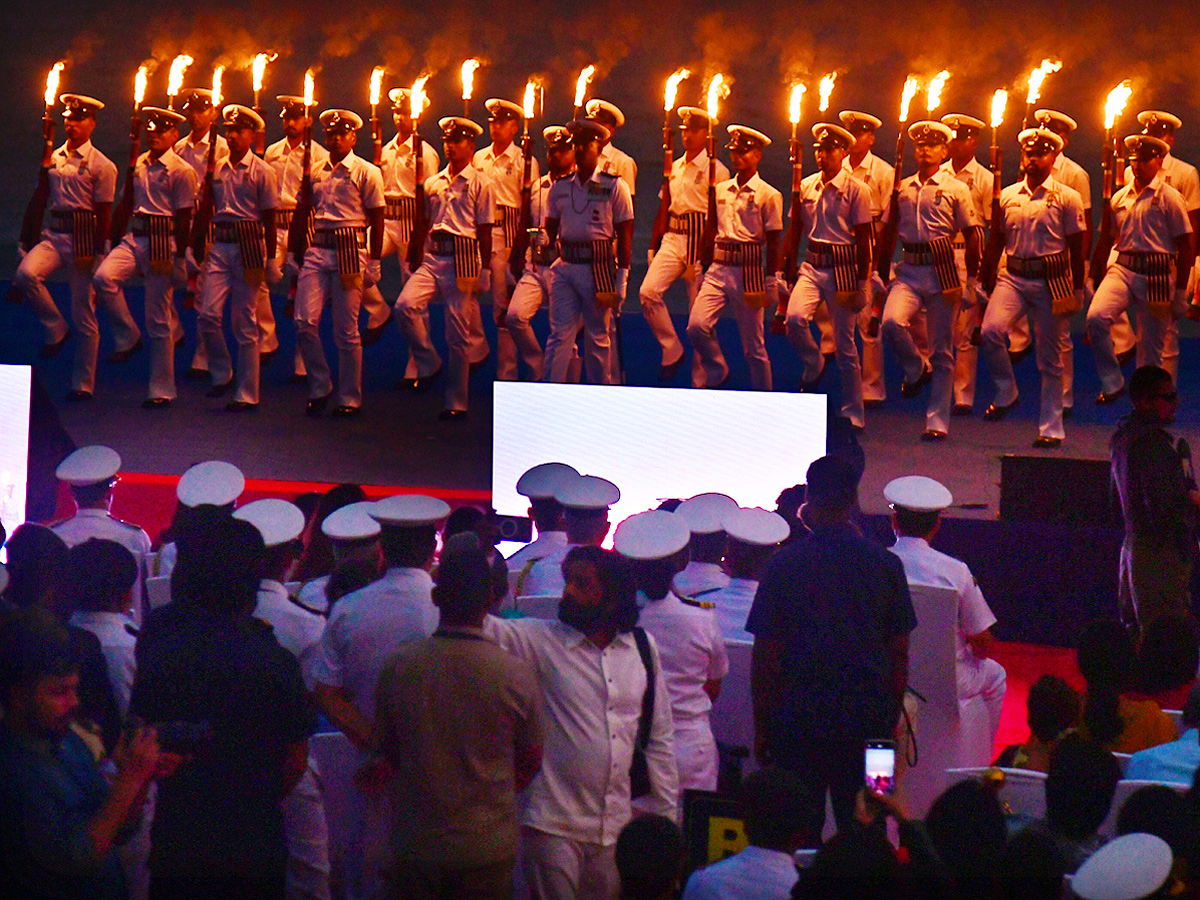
[710,640,755,753]
[514,595,562,621]
[145,575,171,610]
[308,730,361,871]
[1099,778,1187,839]
[1112,752,1132,775]
[1164,709,1184,733]
[898,584,994,818]
[945,766,1048,821]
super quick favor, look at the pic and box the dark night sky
[4,0,1200,245]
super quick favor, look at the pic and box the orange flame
[411,75,429,119]
[524,81,537,119]
[990,89,1007,129]
[1104,80,1132,131]
[818,73,836,113]
[706,73,729,122]
[303,70,314,111]
[369,66,384,107]
[134,66,148,107]
[461,59,480,101]
[167,54,193,99]
[211,66,224,108]
[899,76,919,123]
[574,65,595,109]
[1025,59,1062,105]
[789,83,807,125]
[251,53,275,93]
[44,62,65,108]
[926,70,950,113]
[664,68,690,112]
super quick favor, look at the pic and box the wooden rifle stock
[699,143,717,269]
[371,115,382,166]
[406,131,428,272]
[190,131,219,263]
[287,125,313,262]
[110,115,142,246]
[650,124,673,253]
[18,115,56,252]
[511,132,534,280]
[972,146,1005,345]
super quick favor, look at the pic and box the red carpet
[989,641,1084,758]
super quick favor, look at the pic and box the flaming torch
[461,59,480,118]
[894,75,920,182]
[40,62,64,163]
[1022,58,1062,128]
[789,83,807,190]
[662,68,690,176]
[1104,80,1132,197]
[775,81,808,333]
[191,65,225,268]
[699,73,729,268]
[252,52,274,153]
[167,54,193,111]
[512,80,539,280]
[818,72,836,114]
[990,89,1007,193]
[406,74,431,273]
[573,64,594,119]
[15,62,66,258]
[369,66,384,164]
[926,70,950,114]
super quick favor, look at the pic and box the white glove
[765,274,780,299]
[647,248,655,267]
[616,267,629,302]
[364,258,381,288]
[185,247,199,275]
[1174,286,1190,318]
[870,271,887,298]
[266,259,283,285]
[855,278,871,312]
[961,276,978,306]
[476,267,492,295]
[284,253,300,277]
[171,256,188,288]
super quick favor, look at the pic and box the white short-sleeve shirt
[635,591,729,722]
[310,151,385,226]
[547,169,634,243]
[941,156,994,225]
[844,150,895,219]
[997,175,1086,258]
[474,141,537,210]
[1111,175,1193,255]
[211,152,279,221]
[423,163,496,238]
[713,173,784,243]
[380,134,441,199]
[133,148,196,216]
[895,168,977,244]
[264,138,331,209]
[48,141,118,210]
[664,149,728,216]
[798,169,873,245]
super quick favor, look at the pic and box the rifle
[110,111,143,246]
[286,116,314,310]
[406,129,428,272]
[972,147,1005,344]
[510,128,534,281]
[18,111,56,253]
[868,131,910,337]
[773,132,804,335]
[190,128,219,263]
[649,119,673,255]
[699,132,717,268]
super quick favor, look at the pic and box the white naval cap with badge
[439,116,484,142]
[1139,110,1183,135]
[1018,127,1065,154]
[543,125,573,149]
[612,509,691,561]
[233,498,305,548]
[812,122,854,150]
[677,106,711,130]
[908,120,953,145]
[142,107,186,133]
[370,494,451,528]
[56,445,121,487]
[1070,832,1173,900]
[1033,109,1078,135]
[839,111,883,133]
[674,492,739,535]
[883,475,953,512]
[222,104,264,132]
[516,462,580,500]
[1125,133,1170,159]
[585,99,625,129]
[60,94,105,120]
[940,114,986,138]
[321,500,381,542]
[721,507,791,547]
[277,95,311,118]
[554,474,620,511]
[176,461,245,508]
[567,118,610,144]
[320,109,363,134]
[388,88,412,114]
[726,125,771,153]
[179,88,215,112]
[486,98,523,122]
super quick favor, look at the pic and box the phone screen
[864,740,896,795]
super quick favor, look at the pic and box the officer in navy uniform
[672,492,738,601]
[505,462,580,599]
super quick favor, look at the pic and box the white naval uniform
[635,590,728,792]
[176,130,231,370]
[396,162,496,412]
[705,577,758,643]
[845,150,896,400]
[14,139,141,392]
[881,168,978,434]
[786,168,874,427]
[294,150,385,410]
[672,560,730,601]
[888,536,1007,738]
[475,141,539,381]
[197,152,279,405]
[484,615,677,900]
[508,172,567,383]
[93,147,196,401]
[599,143,637,198]
[980,175,1085,440]
[941,157,993,409]
[1087,174,1192,395]
[506,530,569,599]
[68,609,137,716]
[686,172,781,391]
[545,169,634,384]
[254,578,331,900]
[681,844,799,900]
[52,507,152,626]
[641,150,729,387]
[519,542,575,599]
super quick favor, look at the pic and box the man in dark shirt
[1110,365,1200,631]
[748,455,915,836]
[130,516,315,900]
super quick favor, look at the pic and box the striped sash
[214,219,267,284]
[314,227,366,288]
[669,211,706,264]
[714,239,765,301]
[497,206,521,247]
[384,196,417,242]
[427,230,483,292]
[52,209,98,268]
[929,236,960,294]
[1044,249,1074,303]
[276,208,314,243]
[806,240,859,292]
[132,213,174,275]
[1118,252,1175,316]
[590,238,620,309]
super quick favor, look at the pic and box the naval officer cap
[60,94,104,119]
[675,493,739,535]
[554,474,620,510]
[143,107,185,132]
[839,111,882,133]
[56,445,121,486]
[222,104,264,132]
[1018,127,1064,154]
[388,88,411,113]
[321,501,381,541]
[370,494,451,528]
[320,109,363,134]
[1125,133,1170,159]
[884,475,953,512]
[233,498,305,547]
[812,123,854,150]
[486,98,523,122]
[176,460,245,508]
[543,124,573,148]
[908,120,953,145]
[727,125,772,152]
[1033,109,1078,134]
[1071,833,1173,900]
[613,510,691,560]
[277,95,310,117]
[585,99,625,128]
[677,106,711,130]
[722,507,791,546]
[516,462,580,500]
[179,88,215,112]
[940,113,986,138]
[568,118,610,144]
[1139,110,1183,135]
[439,116,484,141]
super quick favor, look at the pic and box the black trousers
[775,738,866,842]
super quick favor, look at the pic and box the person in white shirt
[505,462,579,599]
[681,766,812,900]
[520,474,619,599]
[884,476,1006,740]
[643,106,729,385]
[295,500,384,616]
[705,507,790,643]
[586,100,637,199]
[615,509,727,794]
[486,545,678,900]
[671,493,737,601]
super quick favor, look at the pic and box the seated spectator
[300,500,384,614]
[923,778,1007,900]
[2,522,69,612]
[793,825,905,900]
[998,828,1067,900]
[993,674,1080,772]
[442,505,508,602]
[1115,785,1191,870]
[1125,683,1200,784]
[682,767,813,900]
[60,539,139,717]
[1077,618,1177,753]
[774,484,806,546]
[1037,733,1122,873]
[1070,832,1176,900]
[1129,612,1199,712]
[706,507,790,643]
[615,815,683,900]
[0,607,165,900]
[288,483,367,584]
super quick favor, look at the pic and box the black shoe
[920,429,948,442]
[225,400,257,412]
[361,310,394,348]
[1096,386,1127,405]
[438,408,468,421]
[107,338,143,364]
[184,366,208,380]
[290,372,309,385]
[1062,406,1073,420]
[331,405,361,418]
[863,398,885,409]
[39,328,72,360]
[952,403,974,417]
[205,379,234,399]
[1032,435,1062,449]
[983,398,1019,421]
[1008,344,1033,365]
[797,360,827,393]
[306,391,332,417]
[1116,344,1137,366]
[900,366,933,399]
[658,355,684,382]
[141,397,171,409]
[468,354,490,377]
[259,348,279,366]
[397,364,443,392]
[65,389,93,402]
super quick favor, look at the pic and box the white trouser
[93,234,177,400]
[980,272,1068,440]
[1087,264,1179,395]
[273,237,307,374]
[521,829,618,900]
[686,263,772,390]
[198,240,265,404]
[951,245,979,407]
[17,231,140,392]
[641,233,704,387]
[295,245,364,408]
[787,262,865,427]
[672,717,718,793]
[859,304,886,402]
[546,261,615,385]
[507,264,550,382]
[814,294,836,355]
[380,219,414,282]
[1009,307,1074,406]
[283,755,331,900]
[882,265,957,434]
[958,657,1007,743]
[397,253,482,411]
[491,236,522,382]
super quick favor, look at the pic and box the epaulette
[680,594,716,610]
[124,622,140,637]
[288,593,327,618]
